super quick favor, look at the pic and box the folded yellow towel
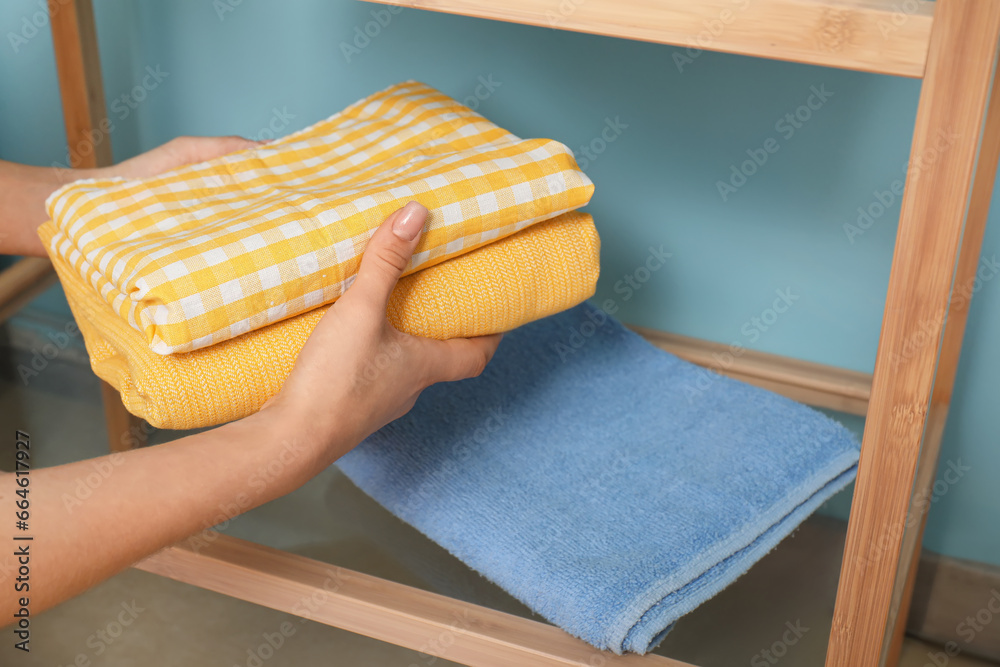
[41,212,600,430]
[44,81,593,354]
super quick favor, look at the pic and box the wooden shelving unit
[18,0,998,665]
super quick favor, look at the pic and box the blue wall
[1,0,997,565]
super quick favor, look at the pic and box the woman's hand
[0,135,259,256]
[2,201,502,619]
[101,135,264,179]
[1,119,503,619]
[261,201,503,467]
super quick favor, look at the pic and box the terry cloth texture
[44,80,594,354]
[40,212,600,430]
[337,303,861,654]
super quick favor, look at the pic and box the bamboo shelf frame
[5,0,990,664]
[378,0,937,78]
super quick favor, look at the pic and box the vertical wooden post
[883,33,1000,666]
[48,0,112,169]
[826,1,1000,665]
[49,0,147,451]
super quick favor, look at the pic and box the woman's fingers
[349,201,428,311]
[172,135,264,163]
[109,135,264,179]
[421,334,503,385]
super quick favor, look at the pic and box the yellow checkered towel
[41,212,600,430]
[44,81,594,355]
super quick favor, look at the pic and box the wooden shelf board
[365,0,934,78]
[136,535,692,667]
[632,325,872,416]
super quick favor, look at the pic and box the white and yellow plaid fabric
[45,81,594,354]
[41,212,601,429]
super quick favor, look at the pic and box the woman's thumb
[352,201,428,307]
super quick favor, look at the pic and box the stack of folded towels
[42,80,862,655]
[41,81,599,429]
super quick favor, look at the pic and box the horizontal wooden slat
[632,325,872,415]
[137,535,690,667]
[365,0,935,78]
[0,258,56,324]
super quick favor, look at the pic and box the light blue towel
[337,303,860,654]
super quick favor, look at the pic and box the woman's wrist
[54,166,101,184]
[238,399,360,489]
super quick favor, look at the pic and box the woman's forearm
[0,199,499,621]
[0,161,98,257]
[0,405,345,619]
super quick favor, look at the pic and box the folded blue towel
[337,303,860,654]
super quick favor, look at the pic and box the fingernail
[392,201,428,241]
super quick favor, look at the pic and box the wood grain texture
[632,326,871,415]
[827,1,1000,664]
[885,37,1000,667]
[49,0,147,451]
[365,0,934,77]
[48,0,111,169]
[47,1,996,662]
[136,535,691,667]
[883,404,949,665]
[100,382,148,451]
